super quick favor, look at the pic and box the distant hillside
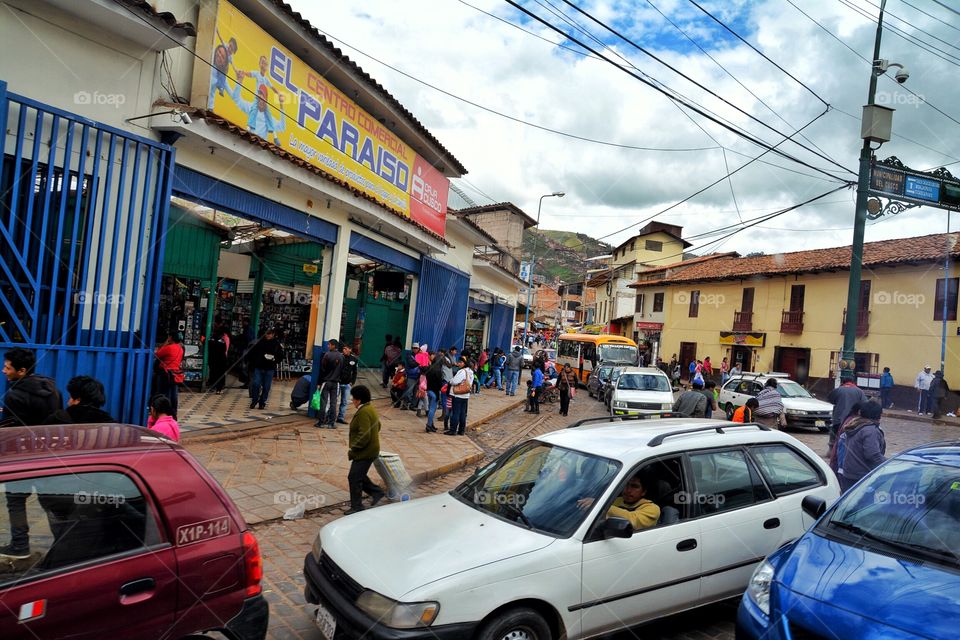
[521,229,613,284]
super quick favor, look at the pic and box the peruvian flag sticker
[18,599,46,622]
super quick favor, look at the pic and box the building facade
[634,234,960,388]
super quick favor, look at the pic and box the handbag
[453,374,471,395]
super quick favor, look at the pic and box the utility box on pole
[861,104,894,143]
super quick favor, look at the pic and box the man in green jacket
[345,385,385,514]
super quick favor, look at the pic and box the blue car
[738,441,960,640]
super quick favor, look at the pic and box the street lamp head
[553,192,565,198]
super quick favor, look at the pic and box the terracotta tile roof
[263,0,467,176]
[115,0,196,36]
[199,113,452,246]
[634,233,960,287]
[630,252,740,287]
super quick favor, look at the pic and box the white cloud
[292,0,960,255]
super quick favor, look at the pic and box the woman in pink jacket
[147,394,181,442]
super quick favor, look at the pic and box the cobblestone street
[250,397,958,640]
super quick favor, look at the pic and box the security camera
[894,67,909,84]
[176,110,193,125]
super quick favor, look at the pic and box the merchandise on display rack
[259,288,313,374]
[157,275,208,383]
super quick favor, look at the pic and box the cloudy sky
[290,0,960,256]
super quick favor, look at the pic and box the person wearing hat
[915,365,935,415]
[828,377,867,451]
[315,339,343,428]
[929,370,951,419]
[828,401,886,492]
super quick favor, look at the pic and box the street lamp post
[841,0,889,382]
[522,192,564,351]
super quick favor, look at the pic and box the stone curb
[883,410,960,428]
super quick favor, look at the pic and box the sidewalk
[183,388,524,525]
[881,406,960,427]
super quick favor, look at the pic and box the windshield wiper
[829,520,957,563]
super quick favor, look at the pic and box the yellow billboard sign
[204,1,448,236]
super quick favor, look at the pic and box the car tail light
[241,530,263,597]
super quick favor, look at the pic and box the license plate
[315,602,337,639]
[815,420,826,427]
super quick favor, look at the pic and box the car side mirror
[603,517,633,539]
[801,495,826,520]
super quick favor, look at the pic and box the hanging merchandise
[260,288,312,374]
[157,275,209,383]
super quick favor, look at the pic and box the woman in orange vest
[732,398,759,423]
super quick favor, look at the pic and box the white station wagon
[303,418,839,640]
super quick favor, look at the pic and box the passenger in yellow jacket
[607,476,660,530]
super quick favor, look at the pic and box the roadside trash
[374,451,414,499]
[283,502,306,520]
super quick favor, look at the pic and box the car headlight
[746,559,775,616]
[614,401,627,408]
[661,403,673,410]
[785,409,806,415]
[356,590,439,628]
[311,535,322,562]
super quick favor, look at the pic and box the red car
[0,424,268,639]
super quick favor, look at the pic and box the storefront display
[464,310,487,355]
[157,275,209,383]
[260,288,313,373]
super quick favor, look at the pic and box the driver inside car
[579,475,661,530]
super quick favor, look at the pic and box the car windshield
[452,442,620,537]
[820,459,960,569]
[776,381,811,398]
[618,373,671,392]
[596,366,613,381]
[599,345,638,364]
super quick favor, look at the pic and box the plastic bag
[374,452,414,499]
[309,389,322,411]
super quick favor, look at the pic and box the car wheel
[725,403,734,420]
[478,607,552,640]
[588,389,594,398]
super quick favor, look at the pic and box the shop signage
[869,159,960,211]
[302,263,318,274]
[635,322,663,331]
[204,1,449,236]
[719,331,766,347]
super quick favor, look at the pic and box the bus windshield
[599,344,638,364]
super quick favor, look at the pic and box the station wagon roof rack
[647,422,770,446]
[736,371,789,379]
[566,412,688,428]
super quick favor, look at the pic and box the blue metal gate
[488,302,515,354]
[412,257,469,352]
[0,82,174,423]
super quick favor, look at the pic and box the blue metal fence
[489,302,515,354]
[0,82,174,423]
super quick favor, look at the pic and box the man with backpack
[829,401,885,492]
[489,348,506,391]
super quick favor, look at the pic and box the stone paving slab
[185,389,523,524]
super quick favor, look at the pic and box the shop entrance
[732,346,753,372]
[465,309,488,355]
[162,197,326,389]
[340,257,413,368]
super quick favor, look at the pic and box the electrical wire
[860,0,960,55]
[837,0,960,67]
[899,0,960,35]
[553,0,857,178]
[929,0,960,18]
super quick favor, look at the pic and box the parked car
[0,424,268,639]
[718,372,832,432]
[738,440,960,640]
[601,366,627,410]
[304,417,838,640]
[587,364,615,398]
[609,367,675,416]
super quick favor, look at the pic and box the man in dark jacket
[337,344,359,425]
[46,376,116,424]
[345,385,385,514]
[2,347,62,426]
[828,380,867,450]
[830,401,885,492]
[247,328,284,410]
[1,348,62,559]
[316,339,343,429]
[930,370,951,418]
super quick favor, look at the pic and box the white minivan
[608,367,674,416]
[303,418,839,640]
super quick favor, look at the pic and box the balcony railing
[841,308,870,337]
[781,309,804,334]
[733,310,753,332]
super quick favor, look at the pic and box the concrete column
[405,274,419,346]
[316,227,351,347]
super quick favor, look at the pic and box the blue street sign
[904,175,940,202]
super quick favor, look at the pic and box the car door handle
[764,518,781,530]
[119,578,156,605]
[676,539,698,552]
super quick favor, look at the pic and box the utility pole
[522,192,564,351]
[841,0,888,382]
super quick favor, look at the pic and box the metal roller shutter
[413,257,469,352]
